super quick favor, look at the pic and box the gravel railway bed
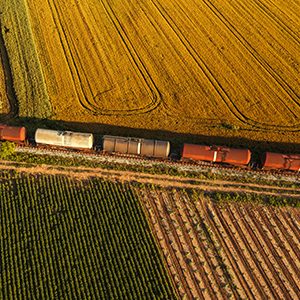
[16,145,300,184]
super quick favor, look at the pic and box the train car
[35,129,93,149]
[102,135,170,158]
[182,144,251,166]
[262,152,300,171]
[0,124,26,142]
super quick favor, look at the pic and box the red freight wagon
[182,144,251,166]
[262,152,300,171]
[0,124,26,142]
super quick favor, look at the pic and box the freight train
[0,124,299,172]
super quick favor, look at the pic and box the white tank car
[35,129,94,149]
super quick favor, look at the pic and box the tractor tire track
[47,0,162,116]
[202,0,300,126]
[249,0,300,45]
[99,0,162,113]
[149,0,252,128]
[83,0,162,114]
[46,0,92,113]
[152,0,300,131]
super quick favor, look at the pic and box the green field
[0,171,176,299]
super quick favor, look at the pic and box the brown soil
[137,188,300,300]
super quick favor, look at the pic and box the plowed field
[138,188,300,299]
[2,0,300,143]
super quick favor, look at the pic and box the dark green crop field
[0,171,176,299]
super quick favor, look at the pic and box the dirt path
[0,161,299,199]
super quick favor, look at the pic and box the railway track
[15,144,300,184]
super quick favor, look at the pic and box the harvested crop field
[0,0,51,118]
[0,57,9,114]
[1,0,298,144]
[0,29,10,115]
[138,187,300,299]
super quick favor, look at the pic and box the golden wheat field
[0,45,9,115]
[0,62,8,114]
[1,0,300,143]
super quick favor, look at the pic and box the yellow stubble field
[0,59,9,115]
[18,0,300,143]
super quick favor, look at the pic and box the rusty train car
[0,124,26,143]
[262,152,300,172]
[0,123,299,172]
[182,144,251,166]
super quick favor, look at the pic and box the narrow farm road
[0,161,299,199]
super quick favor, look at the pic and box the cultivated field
[0,55,9,114]
[138,187,300,299]
[0,171,176,299]
[0,0,51,118]
[1,0,298,144]
[1,162,300,299]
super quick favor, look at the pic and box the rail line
[15,144,300,184]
